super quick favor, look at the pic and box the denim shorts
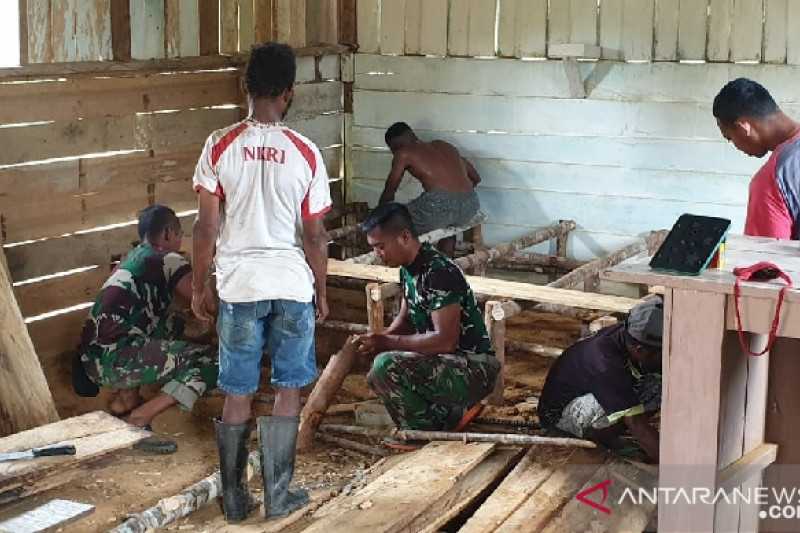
[217,299,318,395]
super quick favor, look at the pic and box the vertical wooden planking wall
[497,0,546,58]
[677,0,707,61]
[622,0,654,61]
[788,1,800,65]
[654,0,679,61]
[599,0,624,59]
[380,0,405,54]
[764,0,788,64]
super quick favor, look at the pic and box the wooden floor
[294,442,657,533]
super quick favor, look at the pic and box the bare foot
[109,389,143,417]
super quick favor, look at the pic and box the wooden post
[0,247,59,436]
[297,339,359,451]
[110,0,132,61]
[465,224,487,276]
[198,0,220,56]
[556,219,570,258]
[337,0,357,46]
[365,282,400,333]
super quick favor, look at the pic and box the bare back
[399,140,475,193]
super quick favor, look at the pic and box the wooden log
[455,220,577,272]
[547,231,665,291]
[110,451,261,533]
[484,301,507,406]
[556,219,570,257]
[393,429,597,449]
[317,432,389,456]
[297,339,359,451]
[319,424,390,438]
[0,247,59,436]
[494,252,588,272]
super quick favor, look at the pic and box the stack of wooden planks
[297,442,657,533]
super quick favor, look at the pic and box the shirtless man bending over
[380,122,482,256]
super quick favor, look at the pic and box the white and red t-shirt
[192,119,332,303]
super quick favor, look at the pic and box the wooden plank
[275,0,306,48]
[654,0,679,60]
[708,0,733,61]
[764,0,789,63]
[677,0,707,60]
[353,54,574,98]
[306,0,338,45]
[26,308,90,363]
[598,0,623,60]
[50,0,77,63]
[135,107,240,151]
[658,289,726,532]
[414,0,446,56]
[541,462,657,533]
[459,446,554,533]
[0,412,149,504]
[338,0,357,46]
[548,0,571,46]
[622,0,654,60]
[254,0,273,42]
[718,443,778,489]
[166,0,201,57]
[570,0,598,45]
[731,0,764,62]
[130,0,166,59]
[27,0,52,64]
[0,69,242,124]
[467,0,497,56]
[78,0,113,61]
[448,0,469,56]
[0,247,59,437]
[356,0,380,53]
[328,259,639,313]
[787,0,800,64]
[238,0,255,51]
[379,0,405,55]
[14,267,107,318]
[0,115,136,167]
[0,499,94,533]
[404,0,421,54]
[405,447,522,533]
[198,0,220,55]
[495,450,605,532]
[497,0,546,58]
[219,0,238,54]
[352,90,723,139]
[306,442,496,533]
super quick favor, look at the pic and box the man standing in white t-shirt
[191,43,331,523]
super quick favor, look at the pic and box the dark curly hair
[713,78,779,125]
[138,204,180,241]
[245,42,296,98]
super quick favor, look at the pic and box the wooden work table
[603,234,799,532]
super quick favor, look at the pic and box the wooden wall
[348,1,800,259]
[22,0,340,63]
[0,51,345,365]
[357,0,800,64]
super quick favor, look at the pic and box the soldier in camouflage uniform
[78,205,217,429]
[355,203,499,431]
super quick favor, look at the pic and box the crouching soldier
[537,298,663,463]
[354,203,499,444]
[78,205,218,435]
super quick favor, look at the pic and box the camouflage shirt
[79,243,191,353]
[400,243,493,356]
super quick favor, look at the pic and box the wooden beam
[198,0,220,55]
[110,0,132,61]
[717,443,778,490]
[0,44,349,81]
[454,221,577,272]
[329,259,639,315]
[365,282,386,332]
[0,247,59,436]
[506,340,563,359]
[484,301,506,406]
[317,432,388,456]
[18,0,29,65]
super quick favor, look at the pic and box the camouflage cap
[626,297,663,348]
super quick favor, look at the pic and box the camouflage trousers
[367,351,499,430]
[83,338,218,411]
